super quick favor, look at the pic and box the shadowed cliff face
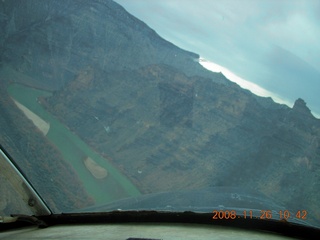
[1,0,320,225]
[0,0,219,91]
[44,63,320,225]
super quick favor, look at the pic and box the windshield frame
[0,145,51,217]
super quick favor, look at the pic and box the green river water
[8,83,140,205]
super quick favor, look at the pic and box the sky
[114,0,320,117]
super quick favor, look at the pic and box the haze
[114,0,320,117]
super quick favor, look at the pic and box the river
[8,83,140,205]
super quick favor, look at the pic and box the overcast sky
[114,0,320,116]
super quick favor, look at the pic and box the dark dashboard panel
[0,223,294,240]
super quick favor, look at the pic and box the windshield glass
[1,0,319,229]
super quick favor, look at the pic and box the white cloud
[199,58,293,107]
[260,11,320,71]
[115,0,320,117]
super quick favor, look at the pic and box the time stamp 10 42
[212,210,308,220]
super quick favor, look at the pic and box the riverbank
[8,83,141,204]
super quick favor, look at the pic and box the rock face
[292,98,313,117]
[1,0,320,225]
[0,0,218,90]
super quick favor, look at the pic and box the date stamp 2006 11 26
[212,210,307,221]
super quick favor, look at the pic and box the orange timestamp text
[212,210,308,220]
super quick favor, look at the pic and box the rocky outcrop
[292,98,313,117]
[44,64,320,214]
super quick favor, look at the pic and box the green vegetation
[8,84,140,205]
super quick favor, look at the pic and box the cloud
[114,0,320,116]
[199,58,292,106]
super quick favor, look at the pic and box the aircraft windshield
[0,0,319,229]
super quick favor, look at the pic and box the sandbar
[84,157,108,179]
[13,100,50,135]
